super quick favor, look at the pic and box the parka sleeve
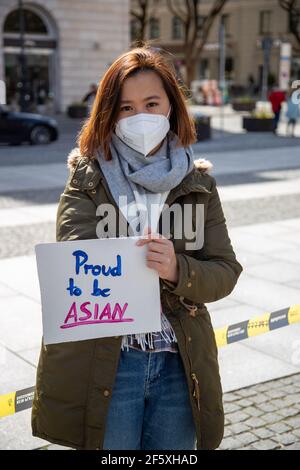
[162,177,243,303]
[56,171,98,242]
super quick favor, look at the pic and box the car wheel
[30,125,51,145]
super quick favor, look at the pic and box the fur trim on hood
[194,157,213,173]
[67,147,83,171]
[67,147,213,174]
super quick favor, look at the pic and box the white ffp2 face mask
[115,105,172,156]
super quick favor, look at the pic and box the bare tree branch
[278,0,300,44]
[166,0,188,24]
[130,0,160,41]
[279,0,297,11]
[166,0,228,85]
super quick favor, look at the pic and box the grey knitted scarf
[97,130,194,236]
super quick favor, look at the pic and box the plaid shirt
[121,310,179,353]
[126,332,179,353]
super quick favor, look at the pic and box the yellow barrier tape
[288,304,300,324]
[0,392,15,418]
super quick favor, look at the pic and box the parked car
[0,106,58,145]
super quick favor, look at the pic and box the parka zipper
[177,312,202,448]
[165,293,201,414]
[191,373,201,412]
[181,322,201,413]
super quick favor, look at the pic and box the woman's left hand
[136,230,178,284]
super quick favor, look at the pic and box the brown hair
[78,43,197,161]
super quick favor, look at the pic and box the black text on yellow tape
[214,304,300,348]
[0,386,35,419]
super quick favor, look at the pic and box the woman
[31,45,243,451]
[268,85,286,134]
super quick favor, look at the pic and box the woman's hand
[136,230,178,284]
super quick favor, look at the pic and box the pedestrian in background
[286,87,300,137]
[82,83,98,109]
[247,74,256,97]
[268,85,286,134]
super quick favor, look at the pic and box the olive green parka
[31,147,243,450]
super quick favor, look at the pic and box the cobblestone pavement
[219,373,300,450]
[0,222,56,259]
[0,190,300,259]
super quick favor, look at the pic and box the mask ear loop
[167,105,172,119]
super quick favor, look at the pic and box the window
[196,15,206,38]
[172,16,183,39]
[259,10,272,35]
[199,58,209,79]
[225,57,234,80]
[289,9,300,34]
[4,8,48,34]
[221,14,230,35]
[149,17,160,39]
[130,18,140,41]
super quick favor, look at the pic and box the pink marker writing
[60,301,133,329]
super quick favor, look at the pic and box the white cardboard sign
[35,237,161,345]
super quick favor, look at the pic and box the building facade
[130,0,300,90]
[0,0,129,112]
[1,0,298,112]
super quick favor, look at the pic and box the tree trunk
[185,55,197,89]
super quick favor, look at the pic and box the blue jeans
[102,347,197,450]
